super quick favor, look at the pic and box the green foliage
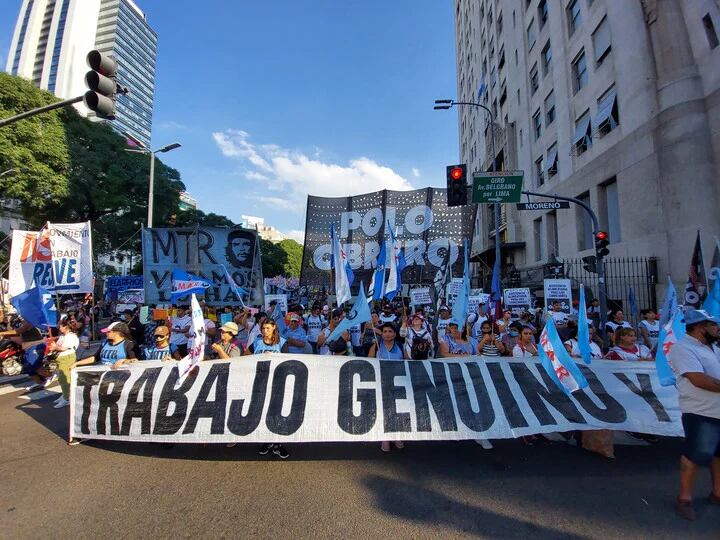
[173,208,236,227]
[0,73,70,217]
[260,238,303,278]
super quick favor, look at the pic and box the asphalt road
[0,380,717,539]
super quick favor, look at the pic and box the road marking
[0,375,29,385]
[0,381,34,396]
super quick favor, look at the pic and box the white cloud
[212,129,414,214]
[285,229,306,244]
[158,120,190,131]
[411,167,421,178]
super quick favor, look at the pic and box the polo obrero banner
[70,355,682,443]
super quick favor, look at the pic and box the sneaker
[43,374,58,388]
[67,438,83,446]
[225,443,237,448]
[709,493,720,506]
[53,396,64,405]
[272,444,290,459]
[25,383,43,393]
[380,441,391,452]
[475,439,494,450]
[53,397,69,409]
[258,443,273,455]
[675,499,696,521]
[394,441,405,449]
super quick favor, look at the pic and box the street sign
[472,171,524,204]
[516,201,570,210]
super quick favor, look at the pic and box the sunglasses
[154,334,166,339]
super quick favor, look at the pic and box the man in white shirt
[668,309,720,520]
[169,305,192,357]
[469,304,489,339]
[549,301,570,327]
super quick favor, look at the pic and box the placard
[265,294,288,314]
[410,287,432,306]
[504,288,532,314]
[544,279,572,313]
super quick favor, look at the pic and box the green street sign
[472,171,524,203]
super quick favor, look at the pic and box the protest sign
[117,289,144,304]
[300,188,476,288]
[265,294,288,314]
[219,312,233,325]
[153,309,168,321]
[544,279,572,313]
[176,294,206,380]
[410,287,432,306]
[70,355,681,443]
[504,288,532,314]
[468,292,490,314]
[139,306,151,325]
[9,223,93,296]
[445,278,464,308]
[141,227,263,306]
[104,275,144,300]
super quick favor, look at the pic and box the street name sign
[472,171,524,203]
[516,201,570,210]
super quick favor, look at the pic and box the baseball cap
[220,322,239,336]
[101,321,130,335]
[154,326,170,337]
[331,308,344,319]
[439,305,450,312]
[289,314,301,322]
[684,309,720,325]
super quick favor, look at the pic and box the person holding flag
[667,309,720,520]
[169,305,192,358]
[368,239,387,302]
[330,224,354,305]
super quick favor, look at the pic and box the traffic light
[582,255,598,274]
[84,50,120,120]
[446,164,467,207]
[595,231,610,258]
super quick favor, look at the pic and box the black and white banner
[70,355,681,443]
[300,188,477,287]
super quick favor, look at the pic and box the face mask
[509,330,519,337]
[120,315,126,321]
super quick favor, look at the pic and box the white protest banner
[445,278,464,308]
[468,293,490,314]
[9,229,47,296]
[504,288,532,314]
[70,355,682,443]
[47,222,93,293]
[265,294,288,314]
[410,287,432,306]
[544,279,572,313]
[176,294,206,380]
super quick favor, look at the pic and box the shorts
[681,413,720,467]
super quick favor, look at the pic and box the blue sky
[1,0,459,242]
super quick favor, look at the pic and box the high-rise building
[5,0,157,147]
[454,0,720,298]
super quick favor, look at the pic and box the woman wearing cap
[284,314,308,354]
[438,320,478,357]
[212,322,243,359]
[605,327,653,361]
[49,319,80,409]
[73,321,137,370]
[368,322,405,360]
[250,319,288,353]
[401,313,434,359]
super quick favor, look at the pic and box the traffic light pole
[521,189,609,339]
[0,95,83,128]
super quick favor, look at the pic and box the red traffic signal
[595,231,608,241]
[449,166,464,181]
[446,164,467,207]
[595,231,610,257]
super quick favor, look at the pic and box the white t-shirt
[470,316,489,339]
[435,317,451,341]
[305,314,326,343]
[668,335,720,419]
[348,324,362,347]
[169,315,192,345]
[379,313,397,324]
[550,311,569,325]
[564,338,603,359]
[605,320,632,334]
[638,319,660,349]
[512,343,537,357]
[56,332,79,357]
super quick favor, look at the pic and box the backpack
[410,330,431,360]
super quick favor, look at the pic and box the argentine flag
[331,223,354,305]
[385,224,406,301]
[170,269,213,304]
[368,239,387,301]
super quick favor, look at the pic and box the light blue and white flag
[452,239,470,327]
[221,264,247,307]
[10,286,57,328]
[331,223,354,305]
[577,285,593,364]
[658,278,677,328]
[272,302,288,336]
[170,269,213,304]
[385,224,406,301]
[538,316,588,395]
[368,239,387,301]
[627,286,639,320]
[327,282,372,343]
[702,275,720,319]
[655,307,684,386]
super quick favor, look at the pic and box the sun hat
[220,322,239,336]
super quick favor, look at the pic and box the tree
[277,239,303,277]
[172,208,236,228]
[259,238,303,278]
[0,73,70,217]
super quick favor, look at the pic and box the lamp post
[434,99,501,298]
[124,133,182,227]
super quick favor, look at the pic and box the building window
[547,211,559,257]
[498,48,506,70]
[527,19,537,50]
[535,155,545,186]
[541,41,552,76]
[538,0,549,28]
[567,0,581,35]
[572,49,588,93]
[499,83,507,107]
[594,85,619,136]
[546,143,558,177]
[573,110,592,155]
[530,63,539,94]
[592,16,611,64]
[601,179,621,242]
[544,90,555,125]
[534,217,546,261]
[703,14,719,49]
[533,109,542,140]
[493,98,498,118]
[517,88,521,105]
[576,192,593,251]
[515,48,519,65]
[497,11,503,34]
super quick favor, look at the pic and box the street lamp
[434,98,501,299]
[124,133,182,227]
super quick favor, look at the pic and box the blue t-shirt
[375,340,404,360]
[97,340,135,366]
[143,344,177,360]
[252,336,286,353]
[283,326,307,354]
